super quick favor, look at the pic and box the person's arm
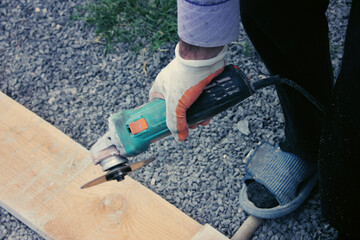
[149,0,239,141]
[179,40,224,60]
[177,0,239,47]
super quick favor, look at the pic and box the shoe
[239,142,318,219]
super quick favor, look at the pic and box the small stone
[48,97,56,104]
[35,7,41,13]
[236,120,251,135]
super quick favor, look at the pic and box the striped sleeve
[177,0,240,47]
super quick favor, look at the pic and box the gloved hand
[149,42,227,141]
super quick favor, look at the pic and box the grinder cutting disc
[81,157,155,189]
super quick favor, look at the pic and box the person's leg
[319,0,360,238]
[240,0,333,160]
[239,0,333,208]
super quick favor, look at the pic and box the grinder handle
[186,65,254,125]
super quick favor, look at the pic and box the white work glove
[149,42,227,141]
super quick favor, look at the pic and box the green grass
[233,40,255,56]
[72,0,178,54]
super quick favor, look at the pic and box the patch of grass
[72,0,178,54]
[234,40,255,56]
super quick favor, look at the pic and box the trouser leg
[239,0,333,161]
[319,0,360,238]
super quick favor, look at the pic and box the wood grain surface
[0,92,204,240]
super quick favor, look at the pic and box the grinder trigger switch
[128,118,148,135]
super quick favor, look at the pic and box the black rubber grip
[187,65,255,125]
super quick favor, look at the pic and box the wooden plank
[0,92,203,240]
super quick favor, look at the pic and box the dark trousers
[239,0,360,238]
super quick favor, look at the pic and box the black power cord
[251,76,326,114]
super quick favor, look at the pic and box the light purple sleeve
[177,0,240,47]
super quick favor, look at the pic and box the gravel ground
[0,0,351,239]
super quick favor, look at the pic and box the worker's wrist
[175,42,227,68]
[179,40,224,60]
